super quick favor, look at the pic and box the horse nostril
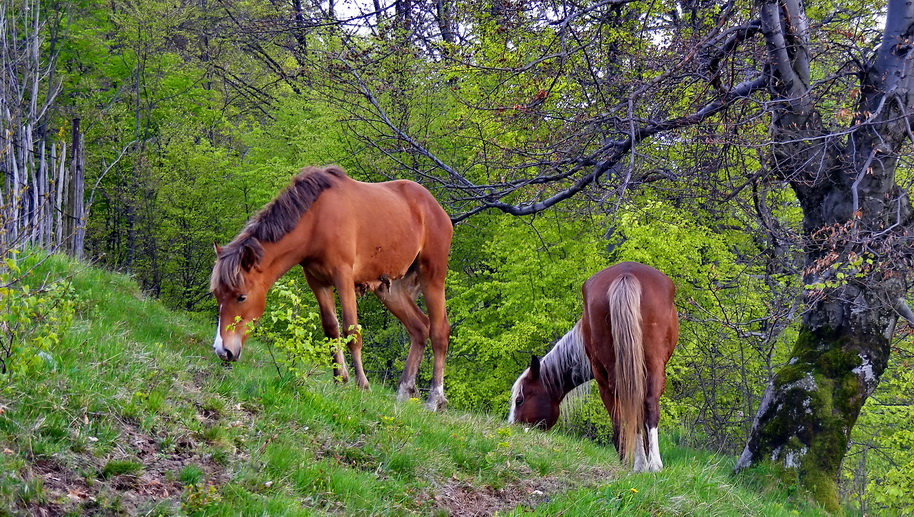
[224,349,234,361]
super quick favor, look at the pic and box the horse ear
[529,355,541,381]
[213,242,222,256]
[240,243,259,271]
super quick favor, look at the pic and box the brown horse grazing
[210,165,453,411]
[508,262,678,471]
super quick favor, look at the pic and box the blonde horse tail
[608,273,645,468]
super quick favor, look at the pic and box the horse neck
[257,231,312,287]
[539,322,594,402]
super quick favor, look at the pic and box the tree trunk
[736,0,914,510]
[69,118,85,260]
[736,287,902,511]
[0,0,64,256]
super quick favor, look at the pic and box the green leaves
[0,252,75,377]
[445,212,608,410]
[253,274,340,380]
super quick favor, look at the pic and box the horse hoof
[425,395,448,412]
[396,385,419,402]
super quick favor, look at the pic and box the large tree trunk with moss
[736,300,902,511]
[735,0,914,511]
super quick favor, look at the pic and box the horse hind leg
[645,426,662,472]
[595,365,649,472]
[418,253,450,412]
[633,430,649,472]
[375,274,429,402]
[591,363,631,467]
[642,370,666,472]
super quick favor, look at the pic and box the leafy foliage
[445,212,609,411]
[253,274,346,380]
[0,252,75,377]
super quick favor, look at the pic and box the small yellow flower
[630,488,638,494]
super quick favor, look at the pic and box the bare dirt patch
[432,466,613,516]
[24,413,232,515]
[433,478,557,516]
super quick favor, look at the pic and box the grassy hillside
[0,255,828,515]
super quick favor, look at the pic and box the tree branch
[454,76,768,221]
[896,297,914,326]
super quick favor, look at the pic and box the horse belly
[351,234,421,288]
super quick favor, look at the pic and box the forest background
[1,0,913,513]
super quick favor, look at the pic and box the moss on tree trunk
[737,321,891,513]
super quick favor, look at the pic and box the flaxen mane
[508,323,594,423]
[210,165,346,293]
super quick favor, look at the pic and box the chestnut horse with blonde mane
[210,165,453,410]
[508,262,678,471]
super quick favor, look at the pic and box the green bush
[0,251,75,377]
[253,274,351,381]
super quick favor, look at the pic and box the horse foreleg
[336,279,369,390]
[375,281,429,402]
[306,278,349,384]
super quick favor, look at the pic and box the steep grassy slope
[0,256,828,515]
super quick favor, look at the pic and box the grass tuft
[101,459,144,479]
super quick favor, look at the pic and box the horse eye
[515,397,524,407]
[237,294,247,303]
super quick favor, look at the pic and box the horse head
[508,355,561,429]
[211,239,269,362]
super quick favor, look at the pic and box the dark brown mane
[211,165,346,292]
[247,165,346,243]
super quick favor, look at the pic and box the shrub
[0,251,75,377]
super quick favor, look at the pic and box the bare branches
[456,75,767,220]
[700,19,762,92]
[0,0,78,257]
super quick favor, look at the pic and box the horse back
[300,177,451,285]
[581,262,678,367]
[346,178,452,248]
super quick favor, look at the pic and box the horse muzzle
[213,321,242,362]
[214,344,240,362]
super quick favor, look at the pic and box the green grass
[507,441,825,516]
[0,254,831,515]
